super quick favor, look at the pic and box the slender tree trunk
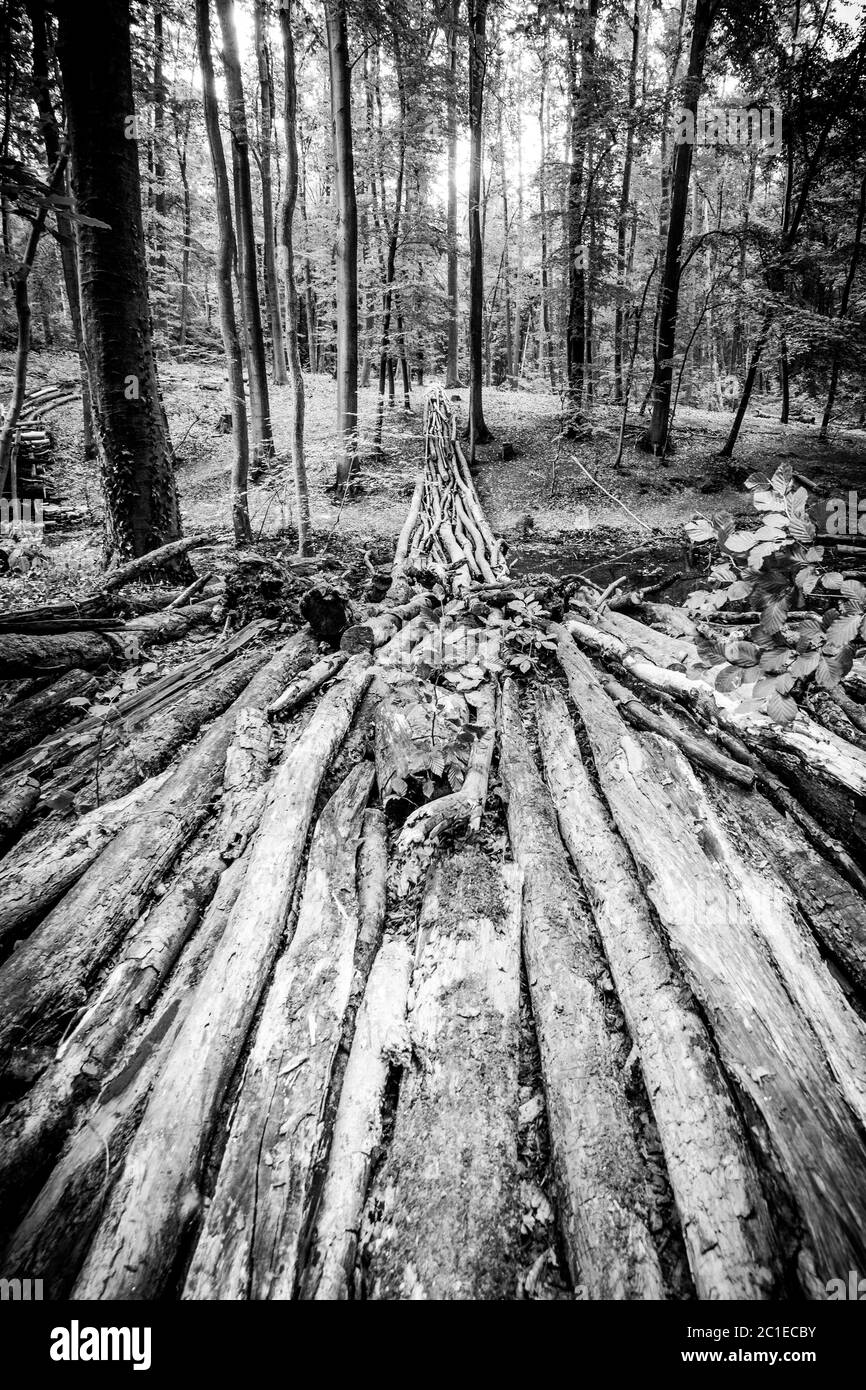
[196,0,252,544]
[25,0,94,456]
[278,0,311,554]
[496,90,514,386]
[151,5,167,343]
[445,0,460,387]
[298,129,318,370]
[371,32,406,459]
[56,0,183,562]
[820,171,866,438]
[324,0,359,488]
[566,0,598,417]
[467,0,491,455]
[177,148,192,347]
[537,33,554,388]
[645,0,717,455]
[254,0,289,386]
[613,0,640,405]
[0,155,66,496]
[216,0,274,465]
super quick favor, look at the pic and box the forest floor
[4,348,866,606]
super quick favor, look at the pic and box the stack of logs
[1,392,866,1302]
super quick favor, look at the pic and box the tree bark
[55,0,183,561]
[254,0,289,387]
[325,0,359,487]
[499,678,664,1298]
[215,0,274,465]
[278,0,311,553]
[466,0,491,455]
[72,657,371,1299]
[361,849,522,1300]
[645,0,716,455]
[195,0,252,542]
[535,685,780,1299]
[445,0,460,387]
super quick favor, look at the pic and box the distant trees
[325,0,359,488]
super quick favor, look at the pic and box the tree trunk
[820,170,866,438]
[565,1,598,417]
[215,0,274,465]
[613,0,640,404]
[467,0,491,455]
[151,5,167,343]
[325,0,359,488]
[278,0,311,554]
[73,658,371,1299]
[445,0,460,387]
[55,0,183,562]
[197,0,252,543]
[361,849,522,1299]
[499,679,664,1298]
[25,0,94,455]
[645,0,716,455]
[535,685,780,1299]
[183,760,374,1299]
[254,0,289,386]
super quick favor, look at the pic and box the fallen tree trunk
[0,770,173,951]
[0,855,247,1294]
[535,685,780,1299]
[340,593,435,655]
[601,675,755,787]
[43,643,270,810]
[301,937,412,1300]
[0,669,97,767]
[267,650,347,719]
[0,631,122,678]
[555,631,866,1294]
[499,678,665,1299]
[72,657,372,1299]
[183,760,375,1300]
[0,777,40,843]
[102,534,212,591]
[360,849,522,1300]
[0,706,277,1221]
[0,631,317,1074]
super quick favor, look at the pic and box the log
[72,658,372,1299]
[167,572,212,609]
[499,679,664,1299]
[216,707,273,861]
[0,669,97,767]
[591,604,701,669]
[0,856,246,1293]
[340,593,435,655]
[43,643,270,810]
[601,675,755,787]
[706,773,866,997]
[360,850,522,1300]
[0,704,277,1222]
[182,760,375,1300]
[556,633,866,1294]
[124,598,216,643]
[0,770,173,951]
[535,686,780,1299]
[0,777,40,842]
[102,534,212,591]
[301,938,412,1300]
[0,631,120,678]
[566,617,866,804]
[0,631,317,1072]
[267,650,347,719]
